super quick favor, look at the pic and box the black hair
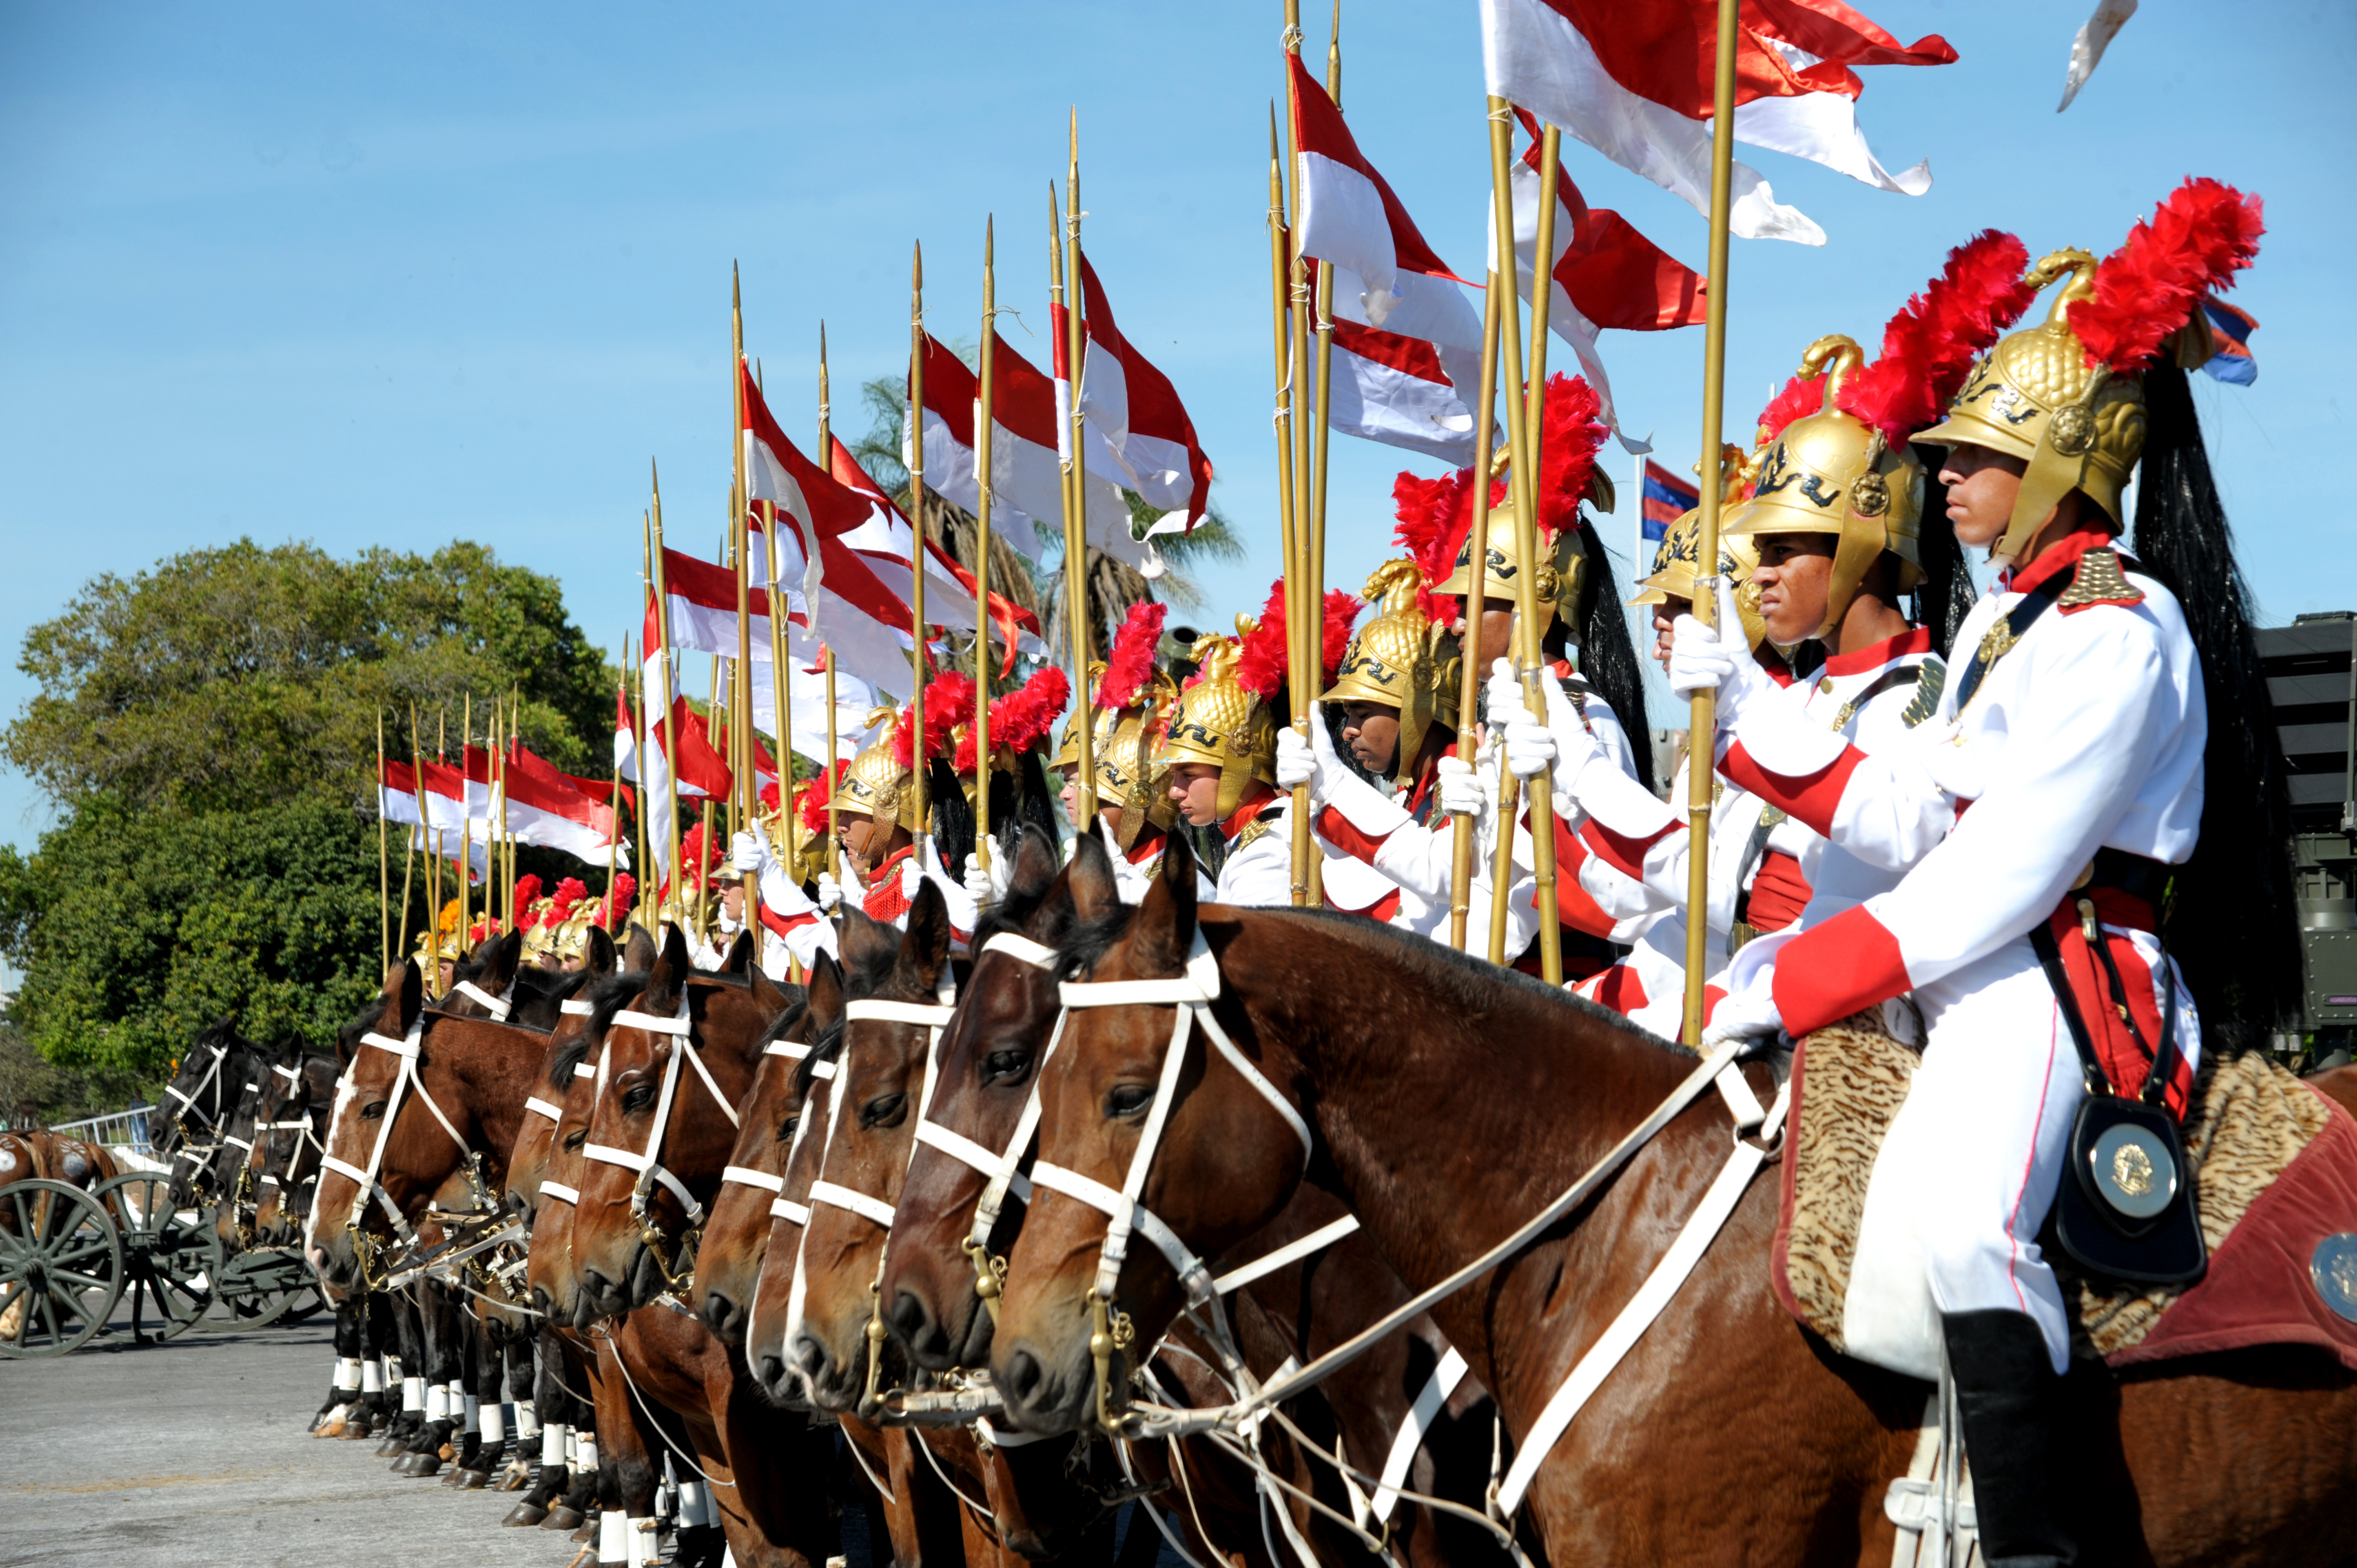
[1912,469,1979,658]
[2130,359,2302,1050]
[1571,514,1655,791]
[925,757,976,880]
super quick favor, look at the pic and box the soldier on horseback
[1157,628,1298,906]
[1678,184,2286,1566]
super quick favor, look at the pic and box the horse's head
[879,826,1079,1374]
[441,927,527,1022]
[746,1028,843,1410]
[310,960,496,1289]
[697,955,830,1346]
[524,1005,611,1329]
[571,924,787,1320]
[502,934,617,1221]
[994,834,1309,1435]
[152,1019,239,1157]
[785,885,961,1414]
[248,1046,312,1244]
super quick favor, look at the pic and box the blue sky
[2,0,2350,855]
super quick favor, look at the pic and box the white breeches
[1861,929,2199,1374]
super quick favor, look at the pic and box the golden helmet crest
[1917,250,2147,558]
[1051,661,1119,774]
[1727,336,1925,641]
[1092,671,1181,850]
[835,706,913,840]
[1322,559,1459,790]
[1155,631,1277,819]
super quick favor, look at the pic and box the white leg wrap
[677,1479,708,1529]
[361,1359,385,1394]
[334,1356,363,1391]
[462,1394,481,1435]
[543,1423,567,1467]
[626,1516,659,1567]
[721,1550,737,1568]
[481,1402,506,1444]
[597,1510,626,1567]
[426,1384,450,1422]
[402,1376,425,1413]
[514,1399,541,1440]
[578,1434,599,1473]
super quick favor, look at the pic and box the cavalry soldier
[1053,602,1212,902]
[1274,559,1512,941]
[938,663,1071,910]
[816,703,980,937]
[1157,627,1295,906]
[1682,186,2282,1565]
[730,780,838,976]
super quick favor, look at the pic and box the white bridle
[449,978,517,1022]
[533,1059,599,1209]
[581,996,740,1231]
[315,1022,472,1247]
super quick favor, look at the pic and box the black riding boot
[1943,1309,2079,1567]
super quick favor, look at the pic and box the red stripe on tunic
[1721,739,1866,840]
[1744,849,1813,931]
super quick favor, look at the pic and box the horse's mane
[585,969,653,1041]
[792,1014,850,1101]
[1059,900,1691,1061]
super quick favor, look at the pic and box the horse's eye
[622,1084,657,1113]
[563,1130,587,1152]
[1105,1084,1155,1120]
[361,1101,388,1121]
[776,1115,800,1144]
[981,1050,1030,1086]
[860,1094,907,1130]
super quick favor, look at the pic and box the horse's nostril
[790,1335,825,1379]
[701,1292,735,1334]
[529,1287,553,1316]
[1002,1347,1045,1404]
[757,1354,786,1392]
[886,1290,930,1345]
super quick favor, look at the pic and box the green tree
[0,539,613,1087]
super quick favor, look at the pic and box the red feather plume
[892,672,977,768]
[1755,372,1826,446]
[1095,601,1167,710]
[601,872,636,929]
[1840,230,2039,444]
[1391,467,1482,591]
[513,873,544,912]
[2070,178,2264,374]
[1320,590,1358,681]
[796,761,848,837]
[1535,374,1608,540]
[552,875,588,909]
[963,665,1071,771]
[1234,580,1293,704]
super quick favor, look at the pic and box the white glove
[1435,755,1483,817]
[1668,576,1771,729]
[962,856,994,909]
[1274,724,1314,792]
[731,830,764,875]
[814,873,843,913]
[1699,988,1784,1049]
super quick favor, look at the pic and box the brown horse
[696,952,842,1346]
[251,1048,339,1246]
[309,960,545,1291]
[882,832,1506,1568]
[993,833,2357,1566]
[568,925,793,1319]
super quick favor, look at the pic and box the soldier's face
[1336,701,1400,776]
[1169,764,1223,827]
[1753,535,1835,644]
[1938,442,2029,549]
[1476,600,1515,669]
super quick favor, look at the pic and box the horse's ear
[897,880,953,997]
[1130,834,1198,977]
[645,923,692,1013]
[748,956,797,1018]
[583,926,618,981]
[804,950,846,1035]
[838,906,897,980]
[1008,826,1059,904]
[478,926,524,993]
[719,927,755,976]
[622,923,660,972]
[387,960,423,1035]
[1069,829,1120,922]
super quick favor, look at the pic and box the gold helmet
[1728,336,1926,641]
[1155,630,1277,819]
[1050,661,1117,774]
[835,706,913,840]
[1916,249,2147,560]
[1322,559,1459,790]
[1092,671,1180,850]
[1631,445,1771,650]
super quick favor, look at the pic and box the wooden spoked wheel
[0,1178,124,1358]
[92,1171,213,1342]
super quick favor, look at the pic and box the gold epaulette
[1234,817,1273,854]
[2057,547,2144,612]
[1898,659,1947,729]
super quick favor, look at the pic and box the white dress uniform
[1724,535,2204,1374]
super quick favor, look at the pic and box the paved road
[0,1316,580,1568]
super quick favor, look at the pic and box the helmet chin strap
[1998,365,2113,563]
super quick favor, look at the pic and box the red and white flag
[740,360,824,603]
[470,743,630,869]
[1061,254,1215,530]
[829,433,1049,663]
[1322,306,1483,466]
[1478,0,1953,245]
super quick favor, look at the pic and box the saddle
[1771,1009,2357,1374]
